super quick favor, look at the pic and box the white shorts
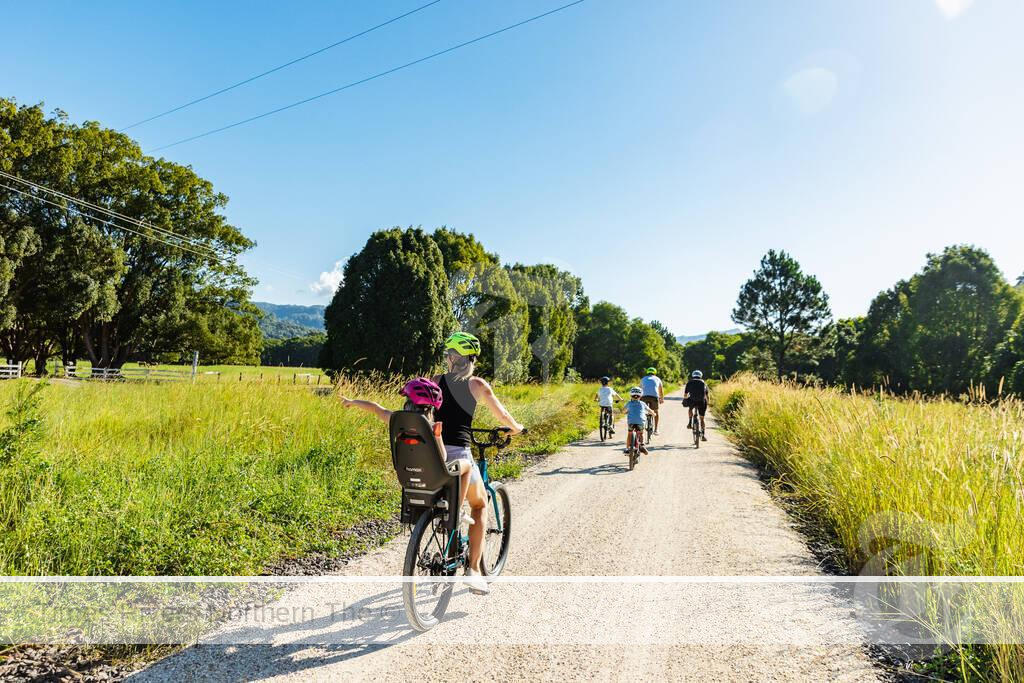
[444,445,482,484]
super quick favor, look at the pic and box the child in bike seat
[339,378,477,527]
[624,386,653,455]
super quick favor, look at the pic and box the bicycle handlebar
[468,426,528,450]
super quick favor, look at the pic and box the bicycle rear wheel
[481,482,511,576]
[402,509,456,632]
[599,411,608,441]
[693,425,701,449]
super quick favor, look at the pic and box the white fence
[0,362,23,380]
[63,365,192,382]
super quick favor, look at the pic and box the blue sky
[4,0,1023,334]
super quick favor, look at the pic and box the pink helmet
[400,377,443,410]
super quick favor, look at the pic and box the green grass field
[713,375,1024,681]
[0,375,599,577]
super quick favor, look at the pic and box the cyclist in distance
[640,367,665,435]
[595,376,621,435]
[684,370,710,441]
[433,332,525,595]
[624,386,654,455]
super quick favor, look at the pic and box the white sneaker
[461,513,475,527]
[463,569,490,595]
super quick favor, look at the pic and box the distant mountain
[676,328,742,345]
[254,302,325,340]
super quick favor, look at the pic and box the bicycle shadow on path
[132,585,471,682]
[537,461,630,476]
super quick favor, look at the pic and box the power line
[0,170,226,257]
[0,169,223,254]
[149,0,587,152]
[119,1,442,132]
[0,181,223,261]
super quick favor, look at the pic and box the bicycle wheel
[481,482,511,577]
[599,411,607,441]
[402,509,456,632]
[646,415,654,443]
[629,447,636,471]
[693,425,700,449]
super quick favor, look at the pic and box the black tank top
[436,374,477,447]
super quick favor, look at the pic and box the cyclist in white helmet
[684,370,709,441]
[624,386,654,455]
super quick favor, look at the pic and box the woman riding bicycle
[434,332,524,595]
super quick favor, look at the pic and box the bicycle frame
[628,424,644,448]
[474,440,504,533]
[435,430,510,572]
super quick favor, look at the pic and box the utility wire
[1,174,309,283]
[119,0,443,131]
[0,181,223,261]
[0,170,226,257]
[149,0,586,152]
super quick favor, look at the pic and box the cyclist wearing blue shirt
[640,367,664,435]
[624,386,654,455]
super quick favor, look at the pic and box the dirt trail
[133,395,880,682]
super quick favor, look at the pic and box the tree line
[694,246,1024,397]
[1,99,262,371]
[320,227,685,382]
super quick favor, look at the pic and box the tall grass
[0,377,599,576]
[714,375,1024,681]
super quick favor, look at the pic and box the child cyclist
[595,376,621,435]
[624,386,654,455]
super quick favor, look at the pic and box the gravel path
[132,395,881,682]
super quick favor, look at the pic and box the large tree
[622,319,674,378]
[508,264,585,382]
[909,246,1021,394]
[0,99,261,370]
[433,228,530,383]
[732,249,831,380]
[573,301,631,378]
[852,246,1021,395]
[681,330,748,380]
[814,317,865,386]
[320,228,453,376]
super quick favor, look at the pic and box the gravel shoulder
[132,395,881,682]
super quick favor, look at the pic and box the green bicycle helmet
[445,331,481,356]
[645,367,657,375]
